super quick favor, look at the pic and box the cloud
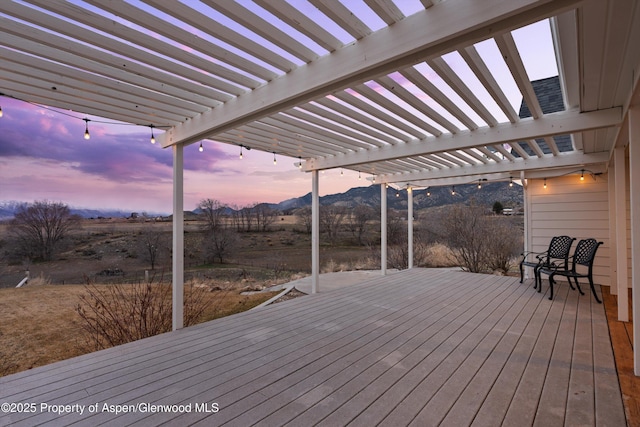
[0,99,232,183]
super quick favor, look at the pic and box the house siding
[527,175,611,286]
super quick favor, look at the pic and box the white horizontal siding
[527,175,611,286]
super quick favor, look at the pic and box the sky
[0,6,557,214]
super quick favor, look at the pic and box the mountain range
[0,182,523,220]
[270,181,523,213]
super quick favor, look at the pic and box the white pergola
[2,0,639,367]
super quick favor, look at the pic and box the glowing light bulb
[83,118,90,140]
[199,142,203,152]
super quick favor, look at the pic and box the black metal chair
[519,235,575,288]
[538,238,603,303]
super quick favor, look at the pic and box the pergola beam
[161,0,582,148]
[377,151,610,185]
[304,108,621,171]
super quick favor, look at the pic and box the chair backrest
[547,235,575,260]
[572,238,602,267]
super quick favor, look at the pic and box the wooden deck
[0,269,626,426]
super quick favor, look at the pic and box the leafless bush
[387,241,431,270]
[483,217,523,274]
[441,201,522,273]
[76,280,213,351]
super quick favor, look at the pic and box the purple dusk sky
[0,96,362,213]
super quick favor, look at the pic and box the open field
[0,216,378,288]
[0,212,522,378]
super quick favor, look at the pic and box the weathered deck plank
[0,269,625,427]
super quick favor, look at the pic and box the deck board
[0,269,625,426]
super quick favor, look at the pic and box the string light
[273,152,277,165]
[396,190,400,197]
[477,179,482,189]
[341,169,344,177]
[509,176,513,187]
[240,145,243,159]
[451,186,456,196]
[298,156,302,169]
[150,125,155,144]
[1,92,170,142]
[580,169,585,181]
[543,178,547,189]
[426,188,431,196]
[372,175,376,183]
[358,171,361,180]
[199,142,203,152]
[83,118,90,140]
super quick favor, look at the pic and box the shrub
[76,280,213,351]
[441,202,522,273]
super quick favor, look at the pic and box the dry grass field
[0,212,516,378]
[0,282,278,377]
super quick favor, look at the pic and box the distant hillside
[272,182,523,213]
[0,201,164,221]
[1,182,522,220]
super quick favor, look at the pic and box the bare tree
[320,205,347,243]
[346,205,376,245]
[138,225,168,270]
[198,198,226,231]
[254,203,278,231]
[11,200,79,261]
[387,210,406,245]
[204,228,238,264]
[295,206,312,234]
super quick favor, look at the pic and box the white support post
[608,162,618,296]
[172,144,184,331]
[614,147,628,321]
[522,171,531,280]
[629,107,640,374]
[408,186,414,269]
[311,170,320,294]
[381,184,387,275]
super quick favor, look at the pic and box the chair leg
[519,262,524,284]
[588,276,602,304]
[536,272,542,293]
[568,277,576,290]
[573,277,584,295]
[548,274,555,300]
